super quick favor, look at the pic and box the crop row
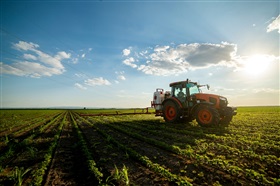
[0,110,62,134]
[0,112,64,168]
[0,107,278,185]
[81,111,279,185]
[0,111,63,153]
[0,111,65,185]
[70,112,103,184]
[117,115,280,156]
[75,114,194,185]
[79,115,226,185]
[106,118,279,173]
[32,112,66,185]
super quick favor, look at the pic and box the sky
[0,0,279,108]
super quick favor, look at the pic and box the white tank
[152,88,165,111]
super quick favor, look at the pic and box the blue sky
[1,0,279,108]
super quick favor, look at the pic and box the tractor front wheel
[163,101,180,123]
[220,107,234,126]
[195,105,220,127]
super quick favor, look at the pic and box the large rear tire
[195,105,220,127]
[163,101,180,123]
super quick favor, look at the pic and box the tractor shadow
[152,119,230,146]
[101,117,230,148]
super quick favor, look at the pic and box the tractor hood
[193,93,228,108]
[194,93,223,100]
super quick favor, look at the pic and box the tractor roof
[169,79,198,87]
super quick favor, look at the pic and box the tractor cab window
[173,86,186,102]
[187,83,200,95]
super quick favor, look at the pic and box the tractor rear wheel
[163,101,180,123]
[195,105,220,127]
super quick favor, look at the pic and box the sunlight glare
[243,55,271,76]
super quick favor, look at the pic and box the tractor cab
[170,80,205,106]
[171,84,187,102]
[188,82,201,95]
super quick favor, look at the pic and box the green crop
[0,107,278,185]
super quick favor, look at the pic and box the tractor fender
[190,101,214,117]
[162,97,183,110]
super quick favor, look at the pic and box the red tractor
[151,79,237,126]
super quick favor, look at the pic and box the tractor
[151,79,237,126]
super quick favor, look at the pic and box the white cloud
[117,75,126,80]
[23,54,37,60]
[75,73,87,78]
[115,71,126,81]
[1,61,63,78]
[55,51,71,60]
[0,62,26,76]
[154,45,170,52]
[85,77,111,86]
[122,48,131,56]
[69,49,91,64]
[123,57,137,68]
[75,83,87,90]
[1,41,70,78]
[13,41,39,51]
[36,51,64,69]
[267,15,280,33]
[14,41,67,69]
[122,42,237,76]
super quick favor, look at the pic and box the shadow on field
[98,117,230,147]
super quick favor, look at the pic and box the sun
[243,54,271,76]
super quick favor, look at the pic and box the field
[0,107,279,186]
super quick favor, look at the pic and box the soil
[78,121,172,185]
[91,120,244,186]
[44,116,95,186]
[1,111,267,186]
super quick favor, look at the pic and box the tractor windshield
[187,83,200,95]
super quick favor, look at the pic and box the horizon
[1,105,279,110]
[1,1,279,108]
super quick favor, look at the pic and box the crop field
[0,107,279,186]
